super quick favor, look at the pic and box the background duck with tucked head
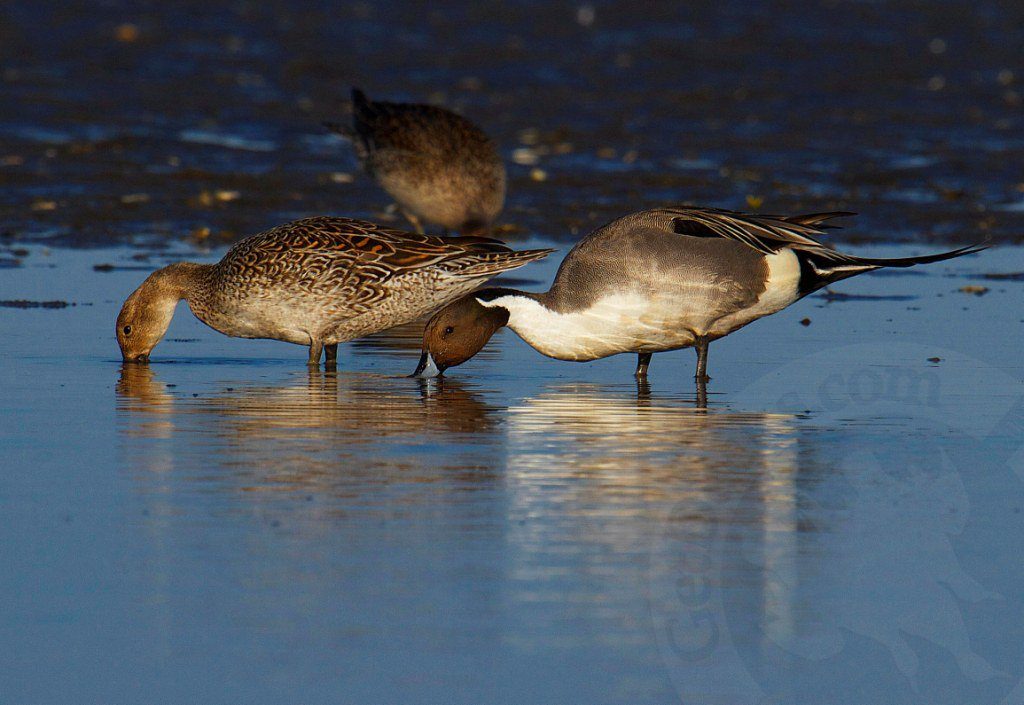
[325,87,507,236]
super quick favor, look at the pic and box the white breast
[480,248,804,362]
[482,293,699,361]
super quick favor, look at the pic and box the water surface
[2,244,1023,704]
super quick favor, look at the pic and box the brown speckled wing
[216,216,548,319]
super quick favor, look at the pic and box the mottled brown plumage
[325,88,506,235]
[116,216,551,364]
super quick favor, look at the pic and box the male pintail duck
[414,207,985,381]
[116,216,551,365]
[324,87,506,236]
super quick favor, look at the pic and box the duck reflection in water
[116,363,176,439]
[502,382,800,502]
[499,382,806,655]
[117,363,821,662]
[115,364,499,494]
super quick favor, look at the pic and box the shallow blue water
[2,243,1022,704]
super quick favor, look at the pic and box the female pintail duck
[116,216,551,365]
[324,87,506,236]
[414,207,985,381]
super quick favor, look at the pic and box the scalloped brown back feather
[220,216,542,283]
[176,216,551,354]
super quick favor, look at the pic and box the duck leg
[694,336,710,383]
[635,352,653,378]
[695,377,708,409]
[324,343,338,368]
[635,376,652,401]
[402,210,426,234]
[308,340,324,366]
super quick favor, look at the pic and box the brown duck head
[414,293,510,377]
[116,264,195,362]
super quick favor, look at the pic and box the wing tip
[458,248,555,276]
[521,247,555,258]
[499,247,555,265]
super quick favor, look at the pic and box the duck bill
[412,351,443,378]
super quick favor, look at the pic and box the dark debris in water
[0,257,22,268]
[869,268,928,278]
[815,289,917,302]
[980,272,1024,281]
[0,299,74,309]
[93,263,155,272]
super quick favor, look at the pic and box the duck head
[414,294,509,377]
[116,265,190,363]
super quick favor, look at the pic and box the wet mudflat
[2,243,1023,704]
[2,1,1024,248]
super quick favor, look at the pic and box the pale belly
[378,167,468,230]
[502,250,801,362]
[189,297,319,345]
[511,293,705,361]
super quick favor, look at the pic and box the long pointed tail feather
[825,242,989,269]
[797,241,988,296]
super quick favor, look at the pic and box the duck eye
[123,325,132,335]
[443,326,454,336]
